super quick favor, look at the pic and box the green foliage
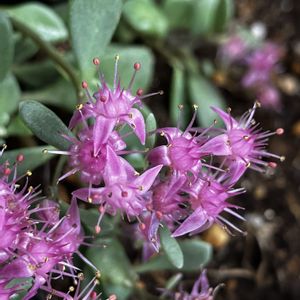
[85,238,137,300]
[188,73,226,127]
[0,146,55,176]
[123,0,169,38]
[0,12,14,81]
[135,239,212,273]
[159,224,184,269]
[7,3,68,42]
[19,100,73,150]
[70,0,123,81]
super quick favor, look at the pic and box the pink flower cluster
[0,148,105,299]
[51,58,284,257]
[220,36,283,111]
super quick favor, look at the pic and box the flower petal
[211,106,238,130]
[134,165,162,194]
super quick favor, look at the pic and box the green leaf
[0,73,20,128]
[13,59,59,88]
[8,3,68,42]
[19,100,73,150]
[170,65,187,126]
[70,0,123,81]
[123,0,169,38]
[159,224,184,269]
[6,115,32,137]
[135,239,212,273]
[94,44,154,92]
[6,278,32,300]
[21,78,77,112]
[188,73,225,127]
[162,0,194,29]
[85,238,137,300]
[0,146,55,176]
[13,33,38,64]
[0,12,14,81]
[190,0,234,36]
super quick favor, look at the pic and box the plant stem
[10,17,82,99]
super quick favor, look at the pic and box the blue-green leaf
[7,3,68,42]
[123,0,169,38]
[19,100,73,150]
[135,239,212,273]
[0,12,14,81]
[0,73,20,132]
[188,73,226,127]
[70,0,123,81]
[85,238,137,300]
[0,146,55,176]
[159,224,184,269]
[191,0,234,36]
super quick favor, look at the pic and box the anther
[108,294,117,300]
[42,149,48,154]
[134,171,140,176]
[280,156,286,162]
[245,162,251,168]
[81,81,88,89]
[227,107,232,113]
[17,154,24,162]
[115,54,120,61]
[160,131,165,136]
[100,95,107,102]
[2,144,7,150]
[193,104,199,110]
[87,197,93,203]
[99,205,105,214]
[255,100,261,108]
[93,57,100,65]
[139,223,146,231]
[268,162,277,168]
[76,104,83,110]
[95,225,101,234]
[26,170,32,176]
[156,211,163,219]
[46,294,52,300]
[158,90,164,95]
[78,273,84,281]
[121,191,128,197]
[276,128,284,135]
[243,135,250,141]
[136,88,143,96]
[139,186,144,191]
[69,286,75,292]
[134,62,141,70]
[4,168,11,176]
[90,291,98,299]
[178,104,184,110]
[95,270,101,279]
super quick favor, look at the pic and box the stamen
[114,54,120,89]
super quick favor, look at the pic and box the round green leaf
[85,238,137,299]
[19,100,73,150]
[191,0,234,36]
[135,239,212,273]
[0,12,14,81]
[0,146,55,176]
[188,73,226,127]
[70,0,123,81]
[159,224,184,269]
[0,73,20,129]
[8,3,68,42]
[123,0,169,38]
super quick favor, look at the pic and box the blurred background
[0,0,299,299]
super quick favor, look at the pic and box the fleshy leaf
[159,224,184,269]
[19,100,74,150]
[70,0,123,81]
[0,12,14,81]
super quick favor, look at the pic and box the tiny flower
[257,84,281,111]
[200,104,284,178]
[219,35,247,63]
[173,270,215,300]
[172,172,245,237]
[73,146,162,220]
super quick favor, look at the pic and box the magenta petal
[93,116,115,156]
[211,106,238,129]
[126,108,146,144]
[148,146,171,166]
[0,259,33,280]
[134,165,162,193]
[72,188,103,203]
[104,146,127,186]
[200,134,231,156]
[172,207,208,237]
